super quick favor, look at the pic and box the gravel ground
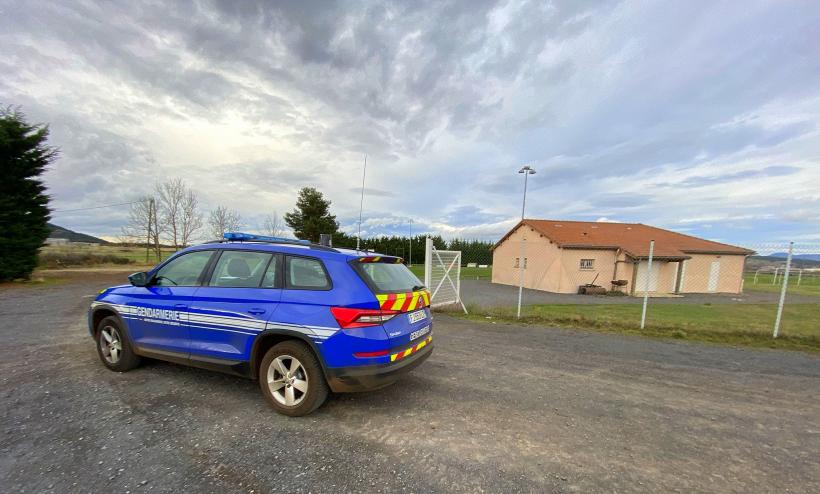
[461,279,820,307]
[1,272,818,493]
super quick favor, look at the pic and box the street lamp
[517,165,535,318]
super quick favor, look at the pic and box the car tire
[96,316,141,372]
[259,340,329,417]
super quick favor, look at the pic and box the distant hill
[770,252,820,262]
[47,223,107,244]
[747,254,820,270]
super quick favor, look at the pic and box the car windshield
[357,262,423,293]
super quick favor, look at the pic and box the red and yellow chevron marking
[390,336,432,362]
[375,290,431,312]
[358,256,404,264]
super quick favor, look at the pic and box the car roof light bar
[223,232,311,245]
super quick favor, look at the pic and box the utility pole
[356,155,367,251]
[516,165,535,319]
[145,198,152,263]
[409,218,413,266]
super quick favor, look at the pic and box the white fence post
[424,236,432,289]
[640,240,655,330]
[773,242,793,338]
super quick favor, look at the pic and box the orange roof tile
[496,219,754,259]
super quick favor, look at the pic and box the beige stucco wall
[492,225,621,294]
[679,254,746,293]
[492,225,563,292]
[558,249,617,293]
[492,227,748,295]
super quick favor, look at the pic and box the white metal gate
[423,237,468,313]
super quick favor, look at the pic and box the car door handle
[248,308,266,315]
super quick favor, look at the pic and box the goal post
[423,237,468,313]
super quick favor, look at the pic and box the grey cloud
[2,0,820,244]
[673,166,802,188]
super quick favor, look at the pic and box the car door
[125,249,215,356]
[188,250,282,362]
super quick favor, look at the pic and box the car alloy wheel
[267,355,309,407]
[99,325,123,364]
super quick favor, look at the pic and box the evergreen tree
[284,187,339,242]
[0,108,55,281]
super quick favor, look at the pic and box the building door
[708,260,721,292]
[635,261,659,292]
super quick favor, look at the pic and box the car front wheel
[96,316,141,372]
[259,341,328,416]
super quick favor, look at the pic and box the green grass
[409,265,491,280]
[744,272,820,298]
[39,244,178,268]
[460,302,820,353]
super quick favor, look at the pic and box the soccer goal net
[423,237,468,313]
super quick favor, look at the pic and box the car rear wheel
[259,341,328,416]
[96,316,141,372]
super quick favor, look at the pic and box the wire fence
[454,238,819,348]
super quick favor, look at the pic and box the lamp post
[408,218,413,266]
[517,165,535,318]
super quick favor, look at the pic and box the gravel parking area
[461,278,820,307]
[1,272,818,493]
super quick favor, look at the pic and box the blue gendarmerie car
[88,233,433,416]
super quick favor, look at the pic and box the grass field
[464,302,820,352]
[39,244,178,269]
[744,272,820,298]
[408,265,492,280]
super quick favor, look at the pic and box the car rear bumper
[324,342,434,393]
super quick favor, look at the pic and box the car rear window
[356,262,423,293]
[285,256,331,290]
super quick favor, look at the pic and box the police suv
[89,233,433,416]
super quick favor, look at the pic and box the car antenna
[356,154,366,252]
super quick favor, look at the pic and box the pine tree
[0,108,56,281]
[284,187,339,242]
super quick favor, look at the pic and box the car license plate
[407,309,427,324]
[410,325,430,341]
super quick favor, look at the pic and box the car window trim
[200,249,282,289]
[150,249,217,287]
[284,254,333,291]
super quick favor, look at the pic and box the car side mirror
[128,272,150,287]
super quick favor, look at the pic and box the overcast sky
[2,0,819,246]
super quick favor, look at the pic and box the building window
[580,259,594,270]
[514,258,528,268]
[514,257,519,268]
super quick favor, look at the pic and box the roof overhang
[680,249,755,256]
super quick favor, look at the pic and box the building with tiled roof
[492,219,754,295]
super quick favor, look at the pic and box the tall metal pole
[409,219,413,266]
[516,166,533,319]
[356,155,367,251]
[640,240,655,330]
[773,242,793,338]
[145,198,152,263]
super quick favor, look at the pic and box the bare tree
[121,196,163,261]
[263,212,284,237]
[156,178,202,248]
[208,206,242,239]
[179,188,203,246]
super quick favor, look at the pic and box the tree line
[1,108,493,282]
[124,184,494,265]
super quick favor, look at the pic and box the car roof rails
[213,232,339,252]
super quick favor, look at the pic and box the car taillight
[353,349,390,358]
[330,307,398,329]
